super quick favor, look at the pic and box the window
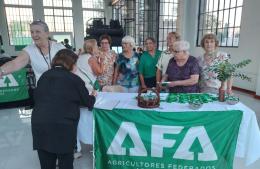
[136,0,159,48]
[197,0,244,47]
[82,0,104,36]
[158,0,179,50]
[112,0,136,40]
[43,0,73,34]
[4,0,33,45]
[82,0,104,9]
[112,0,180,50]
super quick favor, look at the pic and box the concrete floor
[0,91,259,169]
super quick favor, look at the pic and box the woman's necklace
[37,41,51,69]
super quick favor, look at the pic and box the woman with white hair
[161,40,200,93]
[112,35,139,92]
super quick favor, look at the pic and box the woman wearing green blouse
[138,37,162,89]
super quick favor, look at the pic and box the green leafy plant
[206,59,251,82]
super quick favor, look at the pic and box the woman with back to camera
[0,20,65,82]
[76,38,103,92]
[161,41,200,93]
[75,38,103,157]
[198,33,232,94]
[31,49,96,169]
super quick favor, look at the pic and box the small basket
[226,96,239,105]
[137,88,160,108]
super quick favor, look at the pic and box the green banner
[94,108,242,169]
[0,68,29,103]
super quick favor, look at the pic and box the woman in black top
[31,49,96,169]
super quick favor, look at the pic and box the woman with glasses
[139,37,162,89]
[198,33,232,94]
[161,41,200,93]
[96,34,117,88]
[0,20,65,82]
[112,35,139,93]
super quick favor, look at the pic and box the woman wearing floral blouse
[97,34,117,87]
[198,33,232,94]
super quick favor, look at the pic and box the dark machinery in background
[86,18,124,46]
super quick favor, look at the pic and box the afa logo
[0,75,19,87]
[107,122,217,161]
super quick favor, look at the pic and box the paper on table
[94,98,120,110]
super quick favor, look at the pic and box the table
[77,92,260,168]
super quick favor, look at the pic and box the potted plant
[206,59,251,101]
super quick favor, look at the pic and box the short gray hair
[122,35,135,48]
[30,20,49,32]
[173,40,190,52]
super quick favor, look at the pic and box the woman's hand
[141,84,147,89]
[226,88,233,95]
[91,90,97,97]
[168,81,175,87]
[156,82,161,89]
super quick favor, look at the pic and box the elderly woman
[162,41,200,93]
[112,35,139,92]
[156,32,181,83]
[97,34,117,87]
[0,20,64,82]
[139,37,162,89]
[76,39,103,91]
[198,33,232,94]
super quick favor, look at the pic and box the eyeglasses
[100,41,109,44]
[174,50,183,54]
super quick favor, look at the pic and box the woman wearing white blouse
[0,20,64,83]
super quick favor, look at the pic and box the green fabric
[93,80,101,91]
[138,50,162,78]
[94,108,242,169]
[0,68,29,103]
[166,93,218,103]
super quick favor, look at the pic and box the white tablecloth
[77,92,260,168]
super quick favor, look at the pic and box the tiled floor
[0,91,259,169]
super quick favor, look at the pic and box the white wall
[183,0,260,94]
